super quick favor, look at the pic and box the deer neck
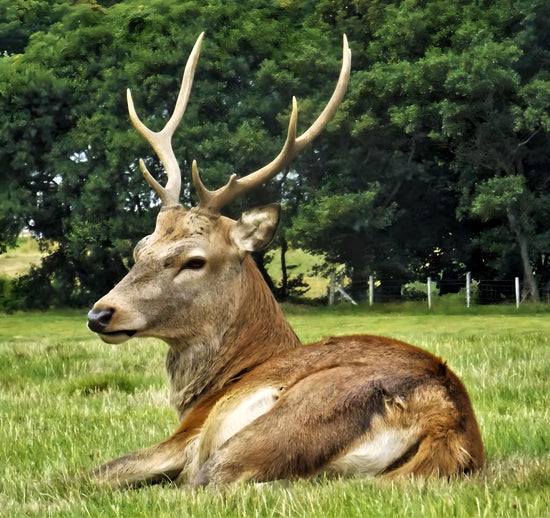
[166,256,300,420]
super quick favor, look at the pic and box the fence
[327,273,544,308]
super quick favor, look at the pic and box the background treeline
[1,0,549,308]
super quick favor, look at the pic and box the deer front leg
[89,432,196,487]
[89,386,226,487]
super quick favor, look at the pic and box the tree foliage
[1,0,549,307]
[291,0,550,299]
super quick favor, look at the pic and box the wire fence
[328,273,550,307]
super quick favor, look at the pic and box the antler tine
[127,32,205,207]
[194,34,351,214]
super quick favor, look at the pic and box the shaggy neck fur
[165,256,300,420]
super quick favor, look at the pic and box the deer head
[87,33,351,350]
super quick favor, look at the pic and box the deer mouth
[97,330,137,344]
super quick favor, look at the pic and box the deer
[87,33,484,487]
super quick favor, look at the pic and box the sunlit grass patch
[0,238,46,278]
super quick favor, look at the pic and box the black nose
[87,307,114,333]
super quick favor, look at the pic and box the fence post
[329,272,336,305]
[427,277,432,309]
[466,272,471,308]
[515,277,520,308]
[369,275,374,306]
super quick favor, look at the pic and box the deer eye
[180,258,206,271]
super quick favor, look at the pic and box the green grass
[266,248,333,298]
[0,238,45,278]
[1,306,549,517]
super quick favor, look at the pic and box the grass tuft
[68,373,140,396]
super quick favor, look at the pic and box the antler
[193,34,352,214]
[127,33,204,207]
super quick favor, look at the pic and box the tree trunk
[506,206,540,302]
[251,251,278,296]
[280,238,289,299]
[349,266,367,302]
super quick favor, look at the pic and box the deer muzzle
[87,306,139,344]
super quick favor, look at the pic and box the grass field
[0,238,45,278]
[0,304,549,517]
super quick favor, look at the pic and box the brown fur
[89,241,485,486]
[188,336,484,485]
[86,35,484,486]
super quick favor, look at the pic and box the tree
[293,0,550,299]
[289,187,398,299]
[0,0,344,306]
[2,0,549,307]
[438,0,550,299]
[287,0,477,290]
[0,0,73,55]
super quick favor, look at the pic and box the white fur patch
[197,387,279,465]
[215,388,279,445]
[326,428,415,476]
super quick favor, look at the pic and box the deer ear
[230,204,281,253]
